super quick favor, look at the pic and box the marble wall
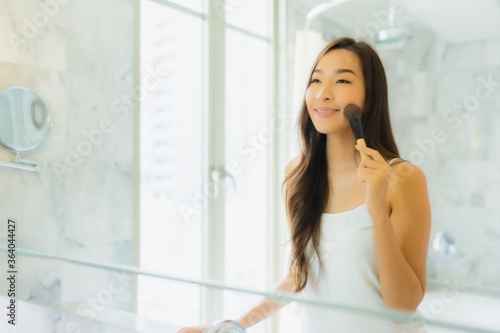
[0,0,135,331]
[378,26,500,290]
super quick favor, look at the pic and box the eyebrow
[313,68,356,75]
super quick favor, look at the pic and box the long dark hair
[284,37,400,292]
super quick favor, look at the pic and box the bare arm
[355,145,431,312]
[179,273,296,332]
[374,162,431,311]
[238,272,296,328]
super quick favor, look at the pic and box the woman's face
[306,49,366,135]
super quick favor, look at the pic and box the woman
[179,36,431,332]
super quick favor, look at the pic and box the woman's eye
[310,78,320,84]
[337,79,350,84]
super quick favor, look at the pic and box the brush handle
[356,138,369,161]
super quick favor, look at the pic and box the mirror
[0,86,51,153]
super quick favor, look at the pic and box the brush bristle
[343,104,362,121]
[344,104,365,140]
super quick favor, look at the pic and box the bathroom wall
[0,0,136,331]
[378,25,500,290]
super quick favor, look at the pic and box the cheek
[354,85,366,106]
[305,88,314,109]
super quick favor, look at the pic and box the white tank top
[301,203,427,332]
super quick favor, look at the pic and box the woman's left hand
[355,144,392,223]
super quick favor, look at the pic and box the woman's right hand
[176,326,205,333]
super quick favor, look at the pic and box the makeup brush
[344,104,368,161]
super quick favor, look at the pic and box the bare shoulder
[389,160,427,191]
[388,160,430,217]
[284,155,300,177]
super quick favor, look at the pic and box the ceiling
[296,0,500,43]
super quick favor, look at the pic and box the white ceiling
[296,0,500,43]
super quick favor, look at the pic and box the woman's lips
[315,107,341,118]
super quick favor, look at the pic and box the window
[139,0,204,325]
[223,29,270,327]
[139,0,274,329]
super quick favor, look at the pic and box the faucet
[202,320,246,333]
[432,231,457,262]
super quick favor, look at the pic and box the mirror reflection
[0,0,498,332]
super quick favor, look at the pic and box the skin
[178,49,431,332]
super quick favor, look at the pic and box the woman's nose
[316,86,333,101]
